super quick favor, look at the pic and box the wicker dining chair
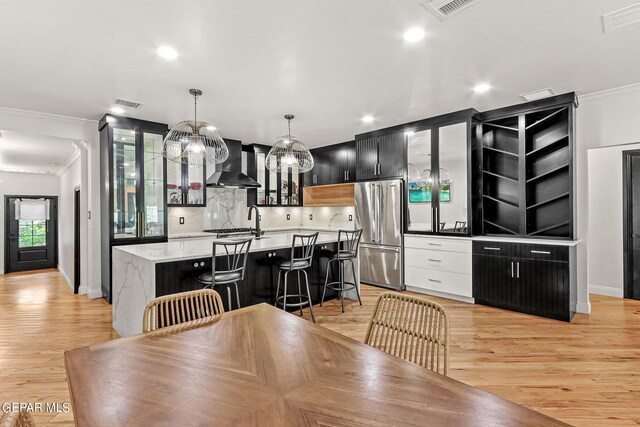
[142,289,225,333]
[364,292,450,376]
[0,409,36,427]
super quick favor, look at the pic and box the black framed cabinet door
[520,259,570,321]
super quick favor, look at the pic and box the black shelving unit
[476,94,576,240]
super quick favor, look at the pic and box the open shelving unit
[477,98,575,240]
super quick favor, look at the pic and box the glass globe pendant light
[162,89,228,165]
[265,114,314,173]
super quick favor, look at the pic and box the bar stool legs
[274,269,315,323]
[321,258,362,313]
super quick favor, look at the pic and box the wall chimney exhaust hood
[206,139,261,189]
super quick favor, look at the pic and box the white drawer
[405,247,472,275]
[405,267,472,298]
[404,236,471,253]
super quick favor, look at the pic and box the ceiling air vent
[603,3,640,33]
[114,98,142,109]
[421,0,480,20]
[520,88,557,102]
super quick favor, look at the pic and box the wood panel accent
[66,303,563,426]
[2,270,640,425]
[303,182,354,206]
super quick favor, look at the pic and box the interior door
[6,196,58,273]
[623,150,640,300]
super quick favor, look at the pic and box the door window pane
[291,167,300,206]
[113,128,137,239]
[143,132,165,236]
[407,130,433,232]
[256,153,266,205]
[438,123,468,234]
[18,220,46,248]
[186,163,204,205]
[268,156,278,205]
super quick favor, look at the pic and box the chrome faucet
[248,205,262,239]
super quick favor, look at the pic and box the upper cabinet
[406,121,471,235]
[167,158,206,207]
[99,115,168,242]
[475,93,577,239]
[305,141,355,187]
[246,144,302,206]
[356,132,405,181]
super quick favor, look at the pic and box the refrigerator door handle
[377,183,383,244]
[371,183,377,243]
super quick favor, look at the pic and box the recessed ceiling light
[362,115,375,124]
[473,83,491,94]
[111,106,125,114]
[403,27,425,42]
[157,46,178,60]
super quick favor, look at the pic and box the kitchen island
[112,229,356,337]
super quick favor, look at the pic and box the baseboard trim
[405,286,474,304]
[589,285,624,298]
[87,288,103,299]
[0,269,4,275]
[58,267,74,291]
[575,301,591,314]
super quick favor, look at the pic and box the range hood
[206,139,261,189]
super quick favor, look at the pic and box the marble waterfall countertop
[112,229,350,337]
[116,229,341,263]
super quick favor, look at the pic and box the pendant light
[162,89,228,165]
[265,114,314,173]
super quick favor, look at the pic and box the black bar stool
[274,232,319,323]
[198,238,252,311]
[321,229,363,313]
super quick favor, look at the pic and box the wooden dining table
[65,303,566,426]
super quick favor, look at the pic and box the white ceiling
[0,130,77,174]
[0,0,639,148]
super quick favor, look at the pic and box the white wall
[0,172,60,274]
[577,84,640,304]
[58,155,82,291]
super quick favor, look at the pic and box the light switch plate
[286,214,291,221]
[309,214,313,221]
[348,215,353,222]
[179,217,185,225]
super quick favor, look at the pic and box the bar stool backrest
[212,238,253,284]
[338,228,363,259]
[289,232,319,267]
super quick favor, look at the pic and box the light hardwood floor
[1,269,639,426]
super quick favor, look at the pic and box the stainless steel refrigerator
[355,179,405,290]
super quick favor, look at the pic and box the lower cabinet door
[472,254,518,309]
[520,259,570,321]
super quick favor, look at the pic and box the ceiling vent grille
[603,3,640,33]
[520,88,557,102]
[421,0,480,20]
[114,98,142,109]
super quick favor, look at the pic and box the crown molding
[579,82,640,102]
[56,148,82,177]
[0,106,98,126]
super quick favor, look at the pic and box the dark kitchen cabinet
[472,240,576,321]
[305,141,355,186]
[355,131,405,181]
[155,242,339,312]
[99,114,169,303]
[475,93,577,240]
[246,144,303,207]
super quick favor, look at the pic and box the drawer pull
[428,243,442,246]
[483,247,501,251]
[428,259,442,262]
[531,250,551,255]
[428,279,442,283]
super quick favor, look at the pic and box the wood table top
[65,303,567,427]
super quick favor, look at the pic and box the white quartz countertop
[116,230,340,263]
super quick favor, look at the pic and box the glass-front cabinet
[166,158,206,207]
[99,114,169,302]
[406,120,470,235]
[246,144,303,207]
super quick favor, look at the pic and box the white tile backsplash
[168,188,355,233]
